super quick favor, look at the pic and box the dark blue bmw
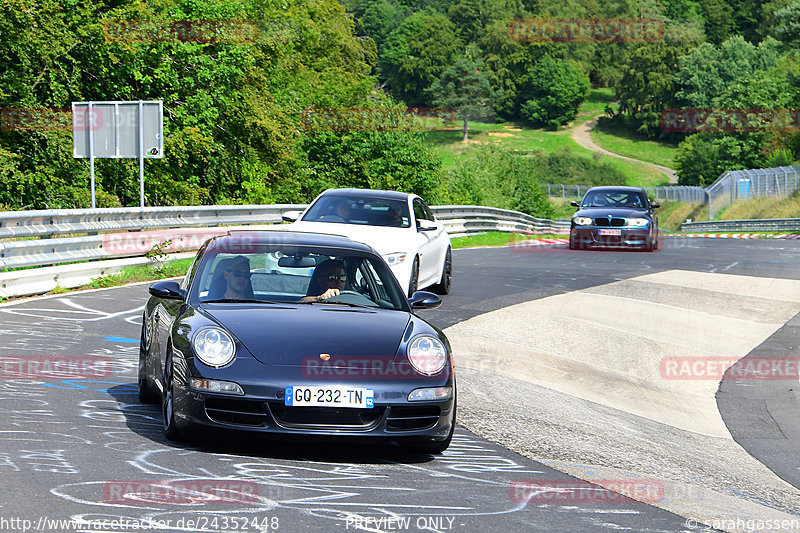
[139,231,455,453]
[569,186,660,251]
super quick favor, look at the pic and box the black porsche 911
[569,186,660,251]
[138,231,455,453]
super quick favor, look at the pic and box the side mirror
[570,201,580,208]
[650,202,660,209]
[408,291,442,310]
[149,280,186,300]
[282,210,301,223]
[417,223,437,232]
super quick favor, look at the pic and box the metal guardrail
[0,204,570,298]
[0,204,303,239]
[681,218,800,233]
[0,205,569,270]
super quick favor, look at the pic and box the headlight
[573,217,593,226]
[193,327,235,368]
[383,252,407,266]
[407,335,447,375]
[627,218,649,227]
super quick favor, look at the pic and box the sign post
[72,100,163,208]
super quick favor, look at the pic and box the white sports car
[283,189,452,296]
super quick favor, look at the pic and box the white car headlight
[193,327,235,368]
[383,252,407,266]
[573,217,593,226]
[627,218,649,227]
[407,335,447,375]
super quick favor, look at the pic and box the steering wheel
[326,290,376,306]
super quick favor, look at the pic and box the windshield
[581,190,647,208]
[191,242,408,311]
[301,195,411,228]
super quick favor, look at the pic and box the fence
[706,166,800,219]
[541,184,706,203]
[0,204,569,298]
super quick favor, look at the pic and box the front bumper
[172,359,455,441]
[571,227,651,248]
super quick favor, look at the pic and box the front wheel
[162,352,182,441]
[408,257,419,297]
[138,320,159,404]
[431,248,451,295]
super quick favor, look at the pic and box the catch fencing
[541,184,706,203]
[706,166,800,219]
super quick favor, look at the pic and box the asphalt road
[1,236,799,532]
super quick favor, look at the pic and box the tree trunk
[462,114,469,143]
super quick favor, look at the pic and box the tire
[408,257,419,297]
[569,236,577,250]
[430,248,451,295]
[654,232,659,250]
[137,321,159,404]
[644,235,654,252]
[162,351,182,441]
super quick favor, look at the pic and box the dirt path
[572,118,678,184]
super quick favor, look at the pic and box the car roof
[319,188,414,201]
[209,230,378,254]
[585,186,646,193]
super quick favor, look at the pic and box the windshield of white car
[301,196,411,228]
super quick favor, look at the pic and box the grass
[656,201,708,232]
[452,231,565,249]
[425,88,668,188]
[715,195,800,220]
[84,258,193,289]
[590,126,679,170]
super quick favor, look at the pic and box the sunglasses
[327,274,347,282]
[228,270,251,279]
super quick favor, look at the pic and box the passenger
[208,255,253,300]
[300,260,346,302]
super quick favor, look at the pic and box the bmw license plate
[598,229,622,236]
[285,386,374,408]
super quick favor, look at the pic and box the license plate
[285,386,374,408]
[598,229,622,236]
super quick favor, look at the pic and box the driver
[300,260,347,302]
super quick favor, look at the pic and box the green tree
[425,54,495,142]
[517,55,590,129]
[379,11,462,105]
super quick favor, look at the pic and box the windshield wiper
[202,298,284,304]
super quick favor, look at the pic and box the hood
[199,303,411,367]
[574,207,651,219]
[288,221,415,255]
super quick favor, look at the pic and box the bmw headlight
[193,327,235,368]
[573,217,593,226]
[383,252,407,266]
[627,218,649,227]
[407,335,447,375]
